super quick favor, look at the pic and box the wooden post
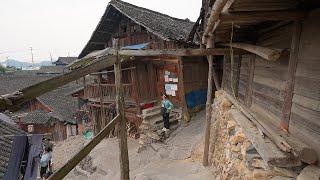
[280,21,302,132]
[177,57,190,123]
[113,39,130,180]
[203,36,214,166]
[48,115,120,180]
[131,67,141,114]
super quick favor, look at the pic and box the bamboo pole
[48,115,120,180]
[113,39,130,180]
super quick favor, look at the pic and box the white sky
[0,0,201,63]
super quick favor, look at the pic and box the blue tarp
[121,43,149,50]
[185,89,207,108]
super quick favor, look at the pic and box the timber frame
[198,0,320,167]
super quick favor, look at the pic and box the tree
[0,64,7,73]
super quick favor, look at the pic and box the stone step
[142,105,161,115]
[147,113,177,124]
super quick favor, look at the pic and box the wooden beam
[221,42,284,61]
[119,48,240,57]
[203,36,214,166]
[114,39,130,180]
[48,115,120,180]
[225,92,293,153]
[280,21,302,132]
[177,57,190,123]
[229,109,300,167]
[202,0,229,44]
[220,11,305,23]
[0,56,117,111]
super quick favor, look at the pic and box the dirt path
[54,110,214,179]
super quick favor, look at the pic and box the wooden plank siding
[249,23,292,126]
[183,57,208,94]
[289,10,320,160]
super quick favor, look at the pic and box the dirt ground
[52,110,214,180]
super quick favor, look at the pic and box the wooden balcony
[84,83,135,104]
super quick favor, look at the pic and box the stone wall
[207,91,307,180]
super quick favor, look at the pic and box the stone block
[230,131,246,145]
[297,165,320,180]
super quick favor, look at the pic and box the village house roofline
[53,57,78,66]
[78,0,195,58]
[0,114,25,179]
[0,72,81,124]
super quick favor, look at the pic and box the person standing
[161,94,173,131]
[40,146,52,179]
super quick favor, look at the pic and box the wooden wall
[222,9,320,160]
[105,15,182,49]
[183,57,208,94]
[289,10,320,160]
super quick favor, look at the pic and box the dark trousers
[163,112,170,129]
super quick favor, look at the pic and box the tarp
[185,89,207,108]
[4,135,28,180]
[121,43,149,50]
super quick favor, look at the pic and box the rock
[252,169,271,180]
[251,158,267,169]
[297,165,320,180]
[271,176,294,180]
[220,98,232,110]
[231,144,241,153]
[273,167,297,178]
[137,145,147,153]
[146,132,161,141]
[227,120,237,134]
[230,131,246,145]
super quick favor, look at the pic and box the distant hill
[1,59,53,69]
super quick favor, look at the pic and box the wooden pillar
[131,67,141,114]
[280,21,302,132]
[177,57,190,123]
[113,39,130,180]
[203,36,214,166]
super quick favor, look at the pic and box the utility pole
[50,52,53,64]
[30,47,34,68]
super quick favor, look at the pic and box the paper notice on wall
[165,70,170,75]
[171,91,176,96]
[169,78,173,82]
[173,78,178,82]
[172,84,178,91]
[165,90,172,95]
[165,75,169,82]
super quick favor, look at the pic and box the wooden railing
[48,115,120,180]
[84,83,133,101]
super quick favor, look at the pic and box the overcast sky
[0,0,201,63]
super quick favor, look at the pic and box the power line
[30,47,34,68]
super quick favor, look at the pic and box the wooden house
[74,0,213,134]
[197,0,320,165]
[53,57,77,66]
[0,72,81,141]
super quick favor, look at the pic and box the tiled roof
[0,72,81,123]
[78,0,195,58]
[53,57,77,66]
[0,114,25,179]
[21,110,54,124]
[37,66,68,74]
